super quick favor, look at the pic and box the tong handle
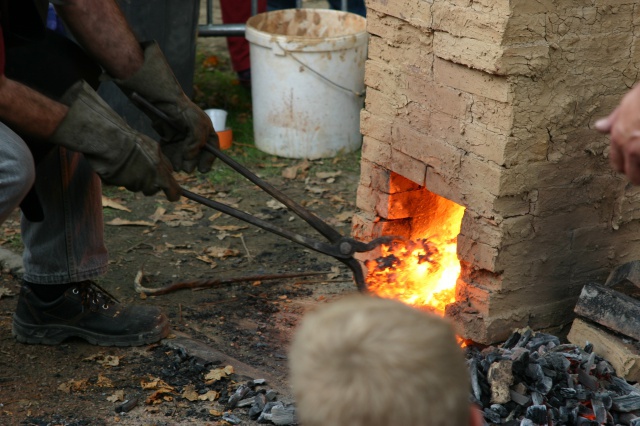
[182,188,352,258]
[205,145,343,242]
[130,92,343,243]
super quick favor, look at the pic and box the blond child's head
[289,295,477,426]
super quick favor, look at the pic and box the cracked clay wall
[353,0,640,343]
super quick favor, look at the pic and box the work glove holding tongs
[113,41,218,174]
[50,81,181,201]
[131,95,401,291]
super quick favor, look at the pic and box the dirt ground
[0,2,361,424]
[0,157,360,425]
[0,139,361,425]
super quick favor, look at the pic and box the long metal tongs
[131,93,398,291]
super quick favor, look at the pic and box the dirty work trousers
[0,30,108,284]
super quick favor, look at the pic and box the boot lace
[72,281,120,312]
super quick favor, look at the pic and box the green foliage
[3,233,23,252]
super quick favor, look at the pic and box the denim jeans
[266,0,366,17]
[0,124,108,284]
[1,30,108,284]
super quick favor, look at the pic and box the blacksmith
[0,0,217,345]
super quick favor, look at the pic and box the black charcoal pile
[132,345,296,425]
[467,328,640,425]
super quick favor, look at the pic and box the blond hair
[289,295,470,426]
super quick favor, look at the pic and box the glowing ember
[365,198,465,316]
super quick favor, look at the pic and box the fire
[365,196,465,316]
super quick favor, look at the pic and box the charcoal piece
[515,329,533,348]
[222,413,242,425]
[253,378,267,386]
[526,334,561,352]
[596,360,615,377]
[560,388,577,399]
[584,342,594,354]
[270,404,296,425]
[482,407,502,424]
[191,355,210,371]
[509,389,531,406]
[227,384,251,409]
[469,358,483,403]
[526,363,545,382]
[541,366,556,378]
[591,397,607,424]
[574,387,591,401]
[480,378,492,407]
[176,346,189,361]
[503,331,522,349]
[114,398,138,413]
[613,394,640,412]
[525,405,548,424]
[550,343,581,353]
[504,408,517,423]
[583,351,596,374]
[559,405,577,425]
[548,396,561,408]
[618,413,640,424]
[577,401,595,420]
[249,393,267,420]
[237,397,254,408]
[631,418,640,426]
[595,392,613,410]
[490,403,509,418]
[257,402,283,423]
[519,418,535,426]
[611,376,640,394]
[486,351,505,365]
[534,375,553,395]
[262,401,281,413]
[481,358,493,374]
[544,352,571,373]
[578,368,598,391]
[511,348,530,379]
[531,391,544,406]
[265,389,278,401]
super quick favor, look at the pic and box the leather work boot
[12,282,169,346]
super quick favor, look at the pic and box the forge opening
[365,183,466,315]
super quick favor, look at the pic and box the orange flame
[365,196,465,316]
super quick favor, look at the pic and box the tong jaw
[339,235,407,292]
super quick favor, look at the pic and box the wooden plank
[574,283,640,341]
[567,318,640,382]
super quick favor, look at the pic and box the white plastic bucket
[246,9,367,159]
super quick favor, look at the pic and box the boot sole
[12,315,170,347]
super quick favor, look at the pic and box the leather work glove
[50,81,181,201]
[114,41,218,174]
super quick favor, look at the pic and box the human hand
[595,85,640,184]
[152,99,219,174]
[51,81,181,201]
[115,41,217,174]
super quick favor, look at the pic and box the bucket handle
[276,41,365,99]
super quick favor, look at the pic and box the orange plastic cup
[216,128,232,150]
